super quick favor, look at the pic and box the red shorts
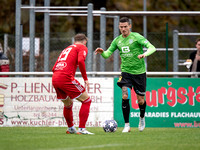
[52,75,85,100]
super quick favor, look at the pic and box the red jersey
[52,44,88,81]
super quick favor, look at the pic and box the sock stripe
[65,103,73,109]
[82,97,91,103]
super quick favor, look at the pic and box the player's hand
[84,80,90,92]
[138,54,146,59]
[95,48,104,54]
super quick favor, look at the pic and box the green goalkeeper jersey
[101,32,156,74]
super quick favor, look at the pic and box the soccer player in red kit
[52,33,93,135]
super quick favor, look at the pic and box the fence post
[143,0,147,38]
[4,34,8,57]
[143,0,148,70]
[44,0,50,72]
[87,3,93,71]
[173,30,179,73]
[100,7,106,71]
[113,16,119,72]
[15,0,21,72]
[19,24,23,72]
[166,22,169,72]
[29,0,35,72]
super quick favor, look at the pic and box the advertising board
[114,78,200,127]
[0,77,113,127]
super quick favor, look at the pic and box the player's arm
[138,43,156,59]
[95,48,113,59]
[143,43,156,57]
[137,34,156,59]
[95,48,104,54]
[84,80,89,91]
[95,47,113,59]
[78,55,90,90]
[78,48,88,82]
[95,38,118,59]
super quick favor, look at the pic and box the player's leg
[61,98,77,134]
[61,78,93,135]
[121,86,131,133]
[117,72,132,133]
[52,76,84,134]
[52,78,76,134]
[133,73,147,132]
[137,94,146,130]
[60,79,93,135]
[76,91,91,129]
[76,91,94,134]
[137,95,146,118]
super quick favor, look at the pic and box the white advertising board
[0,77,113,127]
[22,37,40,56]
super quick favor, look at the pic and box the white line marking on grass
[67,144,130,150]
[40,143,132,150]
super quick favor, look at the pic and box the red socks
[63,104,74,127]
[79,98,91,128]
[63,97,91,128]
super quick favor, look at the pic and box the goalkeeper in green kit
[95,17,156,132]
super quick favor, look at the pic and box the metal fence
[12,1,200,74]
[1,71,200,78]
[2,31,199,73]
[173,31,200,72]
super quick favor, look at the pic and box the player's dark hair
[120,17,131,25]
[195,38,200,44]
[74,33,88,42]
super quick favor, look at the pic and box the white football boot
[66,126,77,134]
[77,128,94,135]
[138,117,145,132]
[122,123,131,133]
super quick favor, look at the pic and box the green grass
[0,127,200,150]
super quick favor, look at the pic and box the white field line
[40,143,132,150]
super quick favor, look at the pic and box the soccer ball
[102,120,118,132]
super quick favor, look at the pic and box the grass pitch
[0,127,199,150]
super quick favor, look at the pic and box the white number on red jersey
[58,47,72,61]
